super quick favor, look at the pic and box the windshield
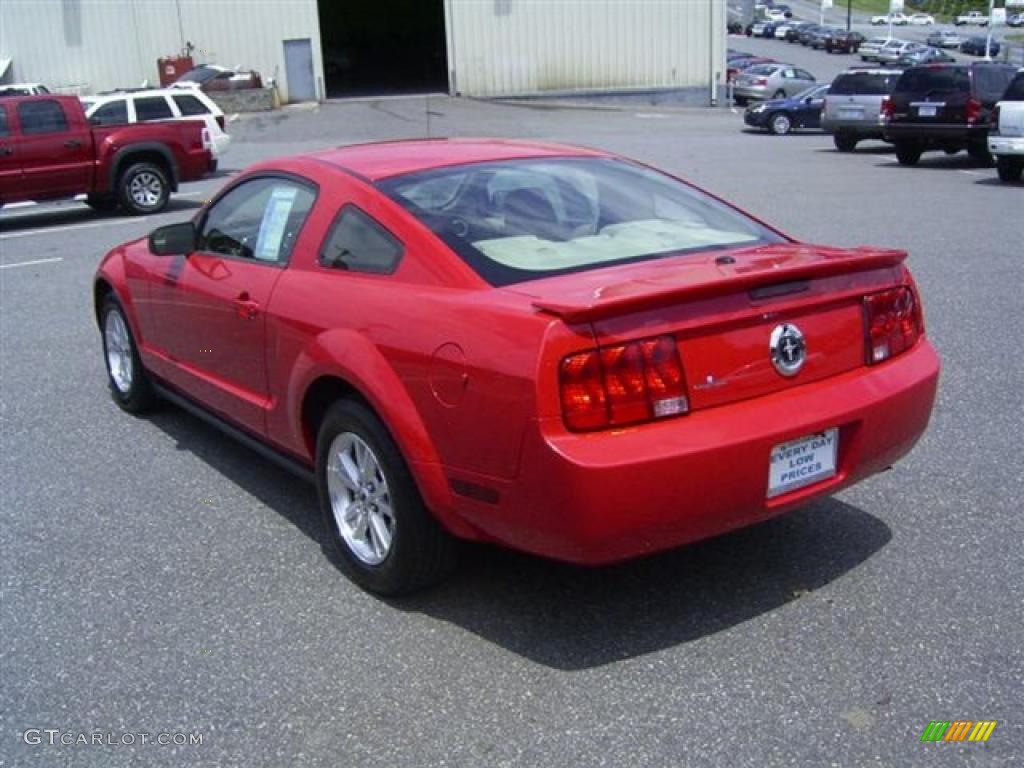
[378,157,785,286]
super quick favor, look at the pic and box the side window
[172,94,210,116]
[134,96,174,122]
[0,108,9,137]
[89,100,128,127]
[783,68,796,79]
[17,100,69,135]
[319,206,403,274]
[199,178,316,264]
[796,70,814,82]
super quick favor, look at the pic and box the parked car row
[870,12,936,26]
[0,94,215,214]
[741,59,1023,184]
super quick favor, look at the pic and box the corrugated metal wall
[445,0,726,99]
[0,0,324,103]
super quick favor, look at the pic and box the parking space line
[0,257,64,270]
[0,218,152,241]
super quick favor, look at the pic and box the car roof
[839,68,903,75]
[88,88,207,101]
[308,139,612,181]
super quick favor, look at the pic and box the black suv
[883,62,1018,166]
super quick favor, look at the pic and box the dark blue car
[742,83,830,135]
[960,37,1001,57]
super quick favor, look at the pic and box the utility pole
[985,0,996,60]
[847,0,852,31]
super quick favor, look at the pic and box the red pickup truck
[0,94,213,215]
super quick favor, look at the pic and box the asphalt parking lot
[2,95,1022,766]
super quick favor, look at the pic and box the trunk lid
[514,242,906,410]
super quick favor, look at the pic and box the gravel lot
[2,94,1022,767]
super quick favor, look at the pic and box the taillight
[966,97,981,124]
[560,335,689,431]
[881,97,894,120]
[754,77,768,86]
[863,286,924,365]
[216,115,226,131]
[991,105,1000,133]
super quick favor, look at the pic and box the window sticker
[254,186,299,262]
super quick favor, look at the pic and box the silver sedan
[733,64,817,104]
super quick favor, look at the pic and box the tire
[996,156,1023,182]
[100,296,158,413]
[772,89,786,99]
[967,144,993,166]
[833,132,858,152]
[734,96,748,106]
[895,142,923,166]
[118,162,170,215]
[85,194,118,212]
[316,399,457,595]
[769,112,792,136]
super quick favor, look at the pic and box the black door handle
[63,139,82,148]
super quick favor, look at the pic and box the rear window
[134,96,173,121]
[319,206,404,274]
[830,73,898,96]
[745,65,778,76]
[17,100,68,134]
[378,157,784,287]
[973,67,1016,102]
[172,94,210,116]
[1004,75,1024,102]
[895,68,970,95]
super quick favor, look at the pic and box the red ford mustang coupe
[94,139,940,594]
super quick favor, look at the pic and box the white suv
[82,88,230,163]
[989,71,1024,183]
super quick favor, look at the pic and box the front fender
[94,245,143,339]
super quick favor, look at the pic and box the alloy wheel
[104,309,134,394]
[326,432,395,565]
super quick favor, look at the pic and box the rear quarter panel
[261,167,570,532]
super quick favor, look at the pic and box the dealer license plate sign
[767,428,839,498]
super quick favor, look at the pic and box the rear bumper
[821,117,885,138]
[988,135,1024,157]
[450,341,940,565]
[884,123,988,145]
[734,85,771,101]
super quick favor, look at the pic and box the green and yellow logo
[920,721,997,742]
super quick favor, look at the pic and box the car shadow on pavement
[145,405,891,671]
[146,407,328,547]
[875,155,996,171]
[0,198,204,233]
[397,498,891,670]
[817,145,893,155]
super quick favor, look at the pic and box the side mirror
[149,222,196,256]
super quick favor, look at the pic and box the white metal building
[0,0,725,104]
[446,0,726,101]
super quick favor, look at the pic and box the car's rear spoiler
[531,247,908,323]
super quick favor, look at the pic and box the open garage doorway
[319,0,447,97]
